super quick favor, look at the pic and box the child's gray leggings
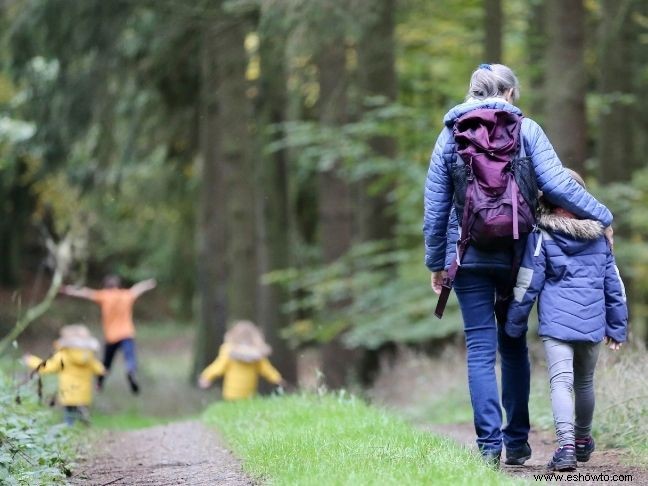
[542,337,601,447]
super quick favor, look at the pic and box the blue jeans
[454,267,531,453]
[103,338,138,374]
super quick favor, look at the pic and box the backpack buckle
[465,165,474,181]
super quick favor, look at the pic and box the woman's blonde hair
[467,64,520,103]
[224,320,271,357]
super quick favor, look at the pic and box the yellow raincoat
[27,349,105,406]
[200,343,282,400]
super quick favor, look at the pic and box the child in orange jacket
[198,321,285,400]
[24,324,105,425]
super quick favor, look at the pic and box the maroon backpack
[434,109,537,318]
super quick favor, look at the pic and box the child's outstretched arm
[505,231,547,338]
[198,346,229,389]
[603,249,627,348]
[23,352,64,374]
[130,279,157,299]
[59,285,95,300]
[91,358,106,376]
[258,359,283,386]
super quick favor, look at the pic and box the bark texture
[545,0,587,173]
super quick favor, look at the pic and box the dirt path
[70,420,253,485]
[428,423,646,485]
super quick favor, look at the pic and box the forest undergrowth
[370,342,648,463]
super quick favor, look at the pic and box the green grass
[204,394,521,486]
[407,386,474,425]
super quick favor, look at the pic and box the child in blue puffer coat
[505,169,627,472]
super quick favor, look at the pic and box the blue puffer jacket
[423,98,613,271]
[505,212,627,343]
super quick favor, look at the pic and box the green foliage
[2,1,199,312]
[204,394,520,485]
[0,370,76,485]
[268,242,462,349]
[593,347,648,451]
[591,170,648,340]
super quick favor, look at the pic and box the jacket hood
[539,213,604,254]
[443,97,522,127]
[60,348,97,366]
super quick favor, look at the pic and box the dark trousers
[63,406,89,426]
[454,267,531,454]
[103,338,138,375]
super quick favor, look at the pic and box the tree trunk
[317,38,356,389]
[598,0,636,182]
[0,163,28,286]
[256,10,297,384]
[526,0,546,120]
[356,0,397,244]
[192,23,228,378]
[218,17,259,322]
[545,0,587,173]
[484,0,502,63]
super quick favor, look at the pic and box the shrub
[0,368,76,485]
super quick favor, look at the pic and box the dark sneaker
[575,436,595,462]
[505,442,532,465]
[547,445,577,472]
[127,373,140,395]
[481,450,501,469]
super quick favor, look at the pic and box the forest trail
[428,423,647,485]
[69,420,253,486]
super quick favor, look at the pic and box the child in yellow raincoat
[24,324,105,425]
[198,321,285,400]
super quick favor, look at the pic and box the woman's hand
[604,336,622,351]
[431,271,447,295]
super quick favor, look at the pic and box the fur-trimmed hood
[538,213,604,240]
[539,212,605,255]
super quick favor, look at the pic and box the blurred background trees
[1,0,647,385]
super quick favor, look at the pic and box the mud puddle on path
[70,420,253,485]
[428,423,646,485]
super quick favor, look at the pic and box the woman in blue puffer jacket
[505,170,627,472]
[422,64,613,467]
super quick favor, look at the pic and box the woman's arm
[423,127,454,272]
[523,118,612,227]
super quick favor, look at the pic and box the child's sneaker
[547,445,577,471]
[575,436,595,462]
[127,372,140,395]
[505,442,532,465]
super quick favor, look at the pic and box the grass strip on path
[204,393,521,485]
